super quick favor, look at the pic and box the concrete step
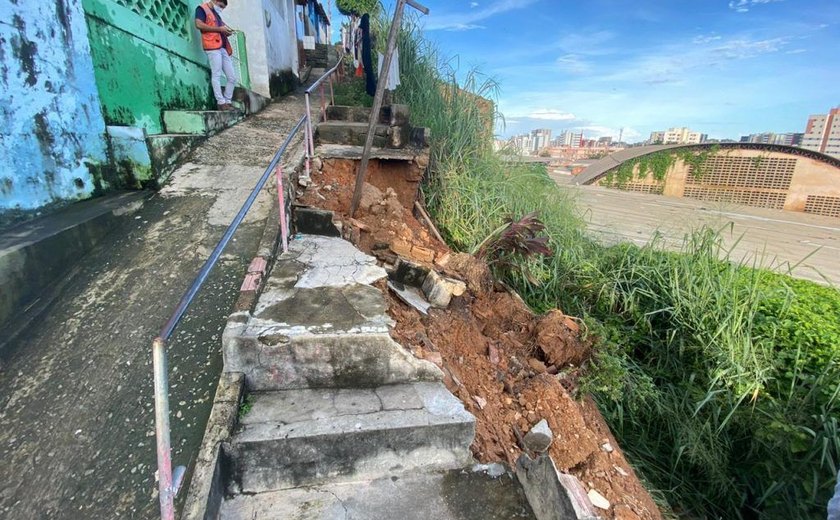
[223,236,441,390]
[220,467,535,519]
[326,104,410,126]
[163,109,244,136]
[316,121,391,148]
[226,383,476,494]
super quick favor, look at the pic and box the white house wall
[224,0,297,98]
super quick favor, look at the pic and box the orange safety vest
[199,3,233,55]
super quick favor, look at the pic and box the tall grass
[369,11,840,519]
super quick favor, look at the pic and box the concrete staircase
[316,104,428,150]
[200,234,536,519]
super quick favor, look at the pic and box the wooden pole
[349,0,428,217]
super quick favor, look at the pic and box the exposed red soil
[298,159,662,520]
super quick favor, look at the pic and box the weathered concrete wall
[0,0,110,214]
[224,0,298,99]
[82,0,213,135]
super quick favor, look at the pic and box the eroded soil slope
[298,161,661,520]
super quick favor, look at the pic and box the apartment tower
[801,107,840,159]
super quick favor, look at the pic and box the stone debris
[588,489,611,510]
[523,419,554,453]
[387,281,430,315]
[601,442,614,453]
[614,465,629,477]
[473,395,488,410]
[422,270,467,308]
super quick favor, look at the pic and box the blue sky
[328,0,839,143]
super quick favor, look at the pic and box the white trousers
[206,49,237,105]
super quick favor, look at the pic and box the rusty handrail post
[153,336,184,520]
[304,92,313,178]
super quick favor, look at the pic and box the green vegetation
[602,146,718,188]
[336,0,380,16]
[238,393,255,419]
[332,72,373,107]
[358,13,840,519]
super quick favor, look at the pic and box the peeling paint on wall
[0,0,109,214]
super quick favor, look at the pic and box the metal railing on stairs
[303,54,345,179]
[151,59,346,520]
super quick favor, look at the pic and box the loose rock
[523,419,553,453]
[588,489,611,510]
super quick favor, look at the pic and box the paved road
[555,179,840,286]
[0,94,309,519]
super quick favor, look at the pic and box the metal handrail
[303,53,345,179]
[152,115,305,520]
[305,56,345,94]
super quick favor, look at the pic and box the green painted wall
[82,0,213,135]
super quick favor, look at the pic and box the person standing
[195,1,237,110]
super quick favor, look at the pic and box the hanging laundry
[377,48,401,91]
[360,14,376,96]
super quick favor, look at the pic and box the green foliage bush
[336,0,379,16]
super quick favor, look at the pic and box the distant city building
[531,129,552,152]
[510,133,533,155]
[649,127,705,145]
[801,107,840,159]
[740,132,804,146]
[555,131,583,148]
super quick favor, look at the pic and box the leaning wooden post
[349,0,429,217]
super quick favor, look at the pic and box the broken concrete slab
[516,454,600,520]
[315,144,425,162]
[284,235,387,289]
[388,281,431,315]
[228,383,476,493]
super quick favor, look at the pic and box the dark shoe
[218,103,234,111]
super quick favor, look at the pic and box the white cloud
[426,0,537,31]
[528,109,577,121]
[693,34,723,45]
[556,54,592,75]
[728,0,784,13]
[470,2,479,7]
[443,24,486,31]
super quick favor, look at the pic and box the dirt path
[0,94,310,519]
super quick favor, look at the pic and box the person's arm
[195,19,233,34]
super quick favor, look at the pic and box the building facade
[740,132,804,146]
[649,127,705,145]
[530,129,552,152]
[801,107,840,159]
[555,131,583,148]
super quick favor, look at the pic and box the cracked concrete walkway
[0,92,313,519]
